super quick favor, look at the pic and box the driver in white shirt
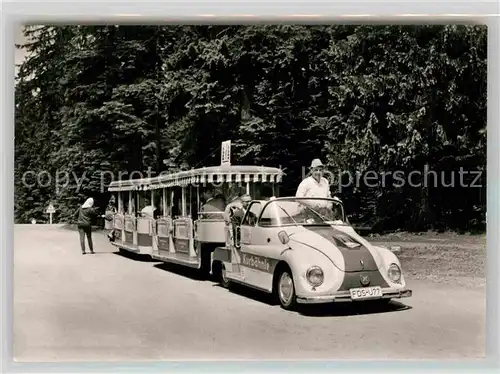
[296,158,332,202]
[296,159,345,217]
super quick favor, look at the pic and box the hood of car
[288,225,379,272]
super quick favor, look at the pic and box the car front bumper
[296,288,412,304]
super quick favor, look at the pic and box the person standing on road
[75,197,99,255]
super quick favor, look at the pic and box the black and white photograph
[13,23,486,361]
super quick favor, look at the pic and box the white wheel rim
[279,272,293,304]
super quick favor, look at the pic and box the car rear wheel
[276,269,296,310]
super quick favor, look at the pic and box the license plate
[350,286,382,300]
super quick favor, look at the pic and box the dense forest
[14,25,487,232]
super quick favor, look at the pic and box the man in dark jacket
[75,197,99,254]
[200,187,226,219]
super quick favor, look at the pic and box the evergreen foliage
[14,25,486,232]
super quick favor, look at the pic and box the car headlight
[388,263,402,283]
[306,266,324,287]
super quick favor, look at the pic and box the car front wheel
[213,261,231,289]
[276,269,296,310]
[220,263,231,289]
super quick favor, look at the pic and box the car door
[239,202,273,290]
[232,202,260,281]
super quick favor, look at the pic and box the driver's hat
[310,159,324,169]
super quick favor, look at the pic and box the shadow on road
[83,251,115,255]
[149,261,413,317]
[298,300,412,317]
[112,250,159,263]
[214,283,412,317]
[153,263,212,282]
[213,283,277,306]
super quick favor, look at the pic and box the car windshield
[259,198,346,227]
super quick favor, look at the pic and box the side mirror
[278,231,290,245]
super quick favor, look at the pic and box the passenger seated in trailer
[141,204,161,220]
[172,198,181,218]
[155,201,163,219]
[151,200,161,219]
[141,205,153,218]
[200,186,226,219]
[214,191,225,203]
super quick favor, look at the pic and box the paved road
[14,225,485,361]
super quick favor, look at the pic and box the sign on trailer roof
[221,140,231,166]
